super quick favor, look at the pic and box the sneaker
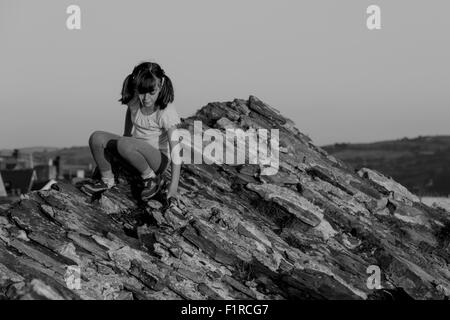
[141,175,165,200]
[80,180,113,196]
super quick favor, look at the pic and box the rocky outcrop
[1,95,450,300]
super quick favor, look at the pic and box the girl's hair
[119,61,174,109]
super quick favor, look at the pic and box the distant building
[76,170,85,178]
[0,150,32,170]
[62,164,88,181]
[0,169,37,196]
[54,156,61,179]
[34,164,57,181]
[0,173,6,197]
[0,157,28,170]
[0,151,93,195]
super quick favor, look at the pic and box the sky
[0,0,449,148]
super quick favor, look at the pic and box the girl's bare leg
[88,131,122,184]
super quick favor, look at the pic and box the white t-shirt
[128,96,181,161]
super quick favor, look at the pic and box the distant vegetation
[323,136,450,196]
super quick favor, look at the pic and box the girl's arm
[123,107,133,137]
[166,126,181,198]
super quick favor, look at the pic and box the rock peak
[1,96,449,300]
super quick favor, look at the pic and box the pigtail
[119,73,135,105]
[156,73,174,109]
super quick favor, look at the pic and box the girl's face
[137,78,162,108]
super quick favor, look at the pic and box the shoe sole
[80,185,109,196]
[141,178,165,201]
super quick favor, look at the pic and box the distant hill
[0,147,59,155]
[323,136,450,196]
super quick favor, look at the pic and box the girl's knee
[89,130,114,147]
[89,131,104,147]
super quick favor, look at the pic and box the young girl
[82,61,182,203]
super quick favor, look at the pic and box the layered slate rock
[1,95,450,300]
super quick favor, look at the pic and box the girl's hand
[161,188,180,212]
[162,181,177,200]
[164,180,178,199]
[166,188,177,199]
